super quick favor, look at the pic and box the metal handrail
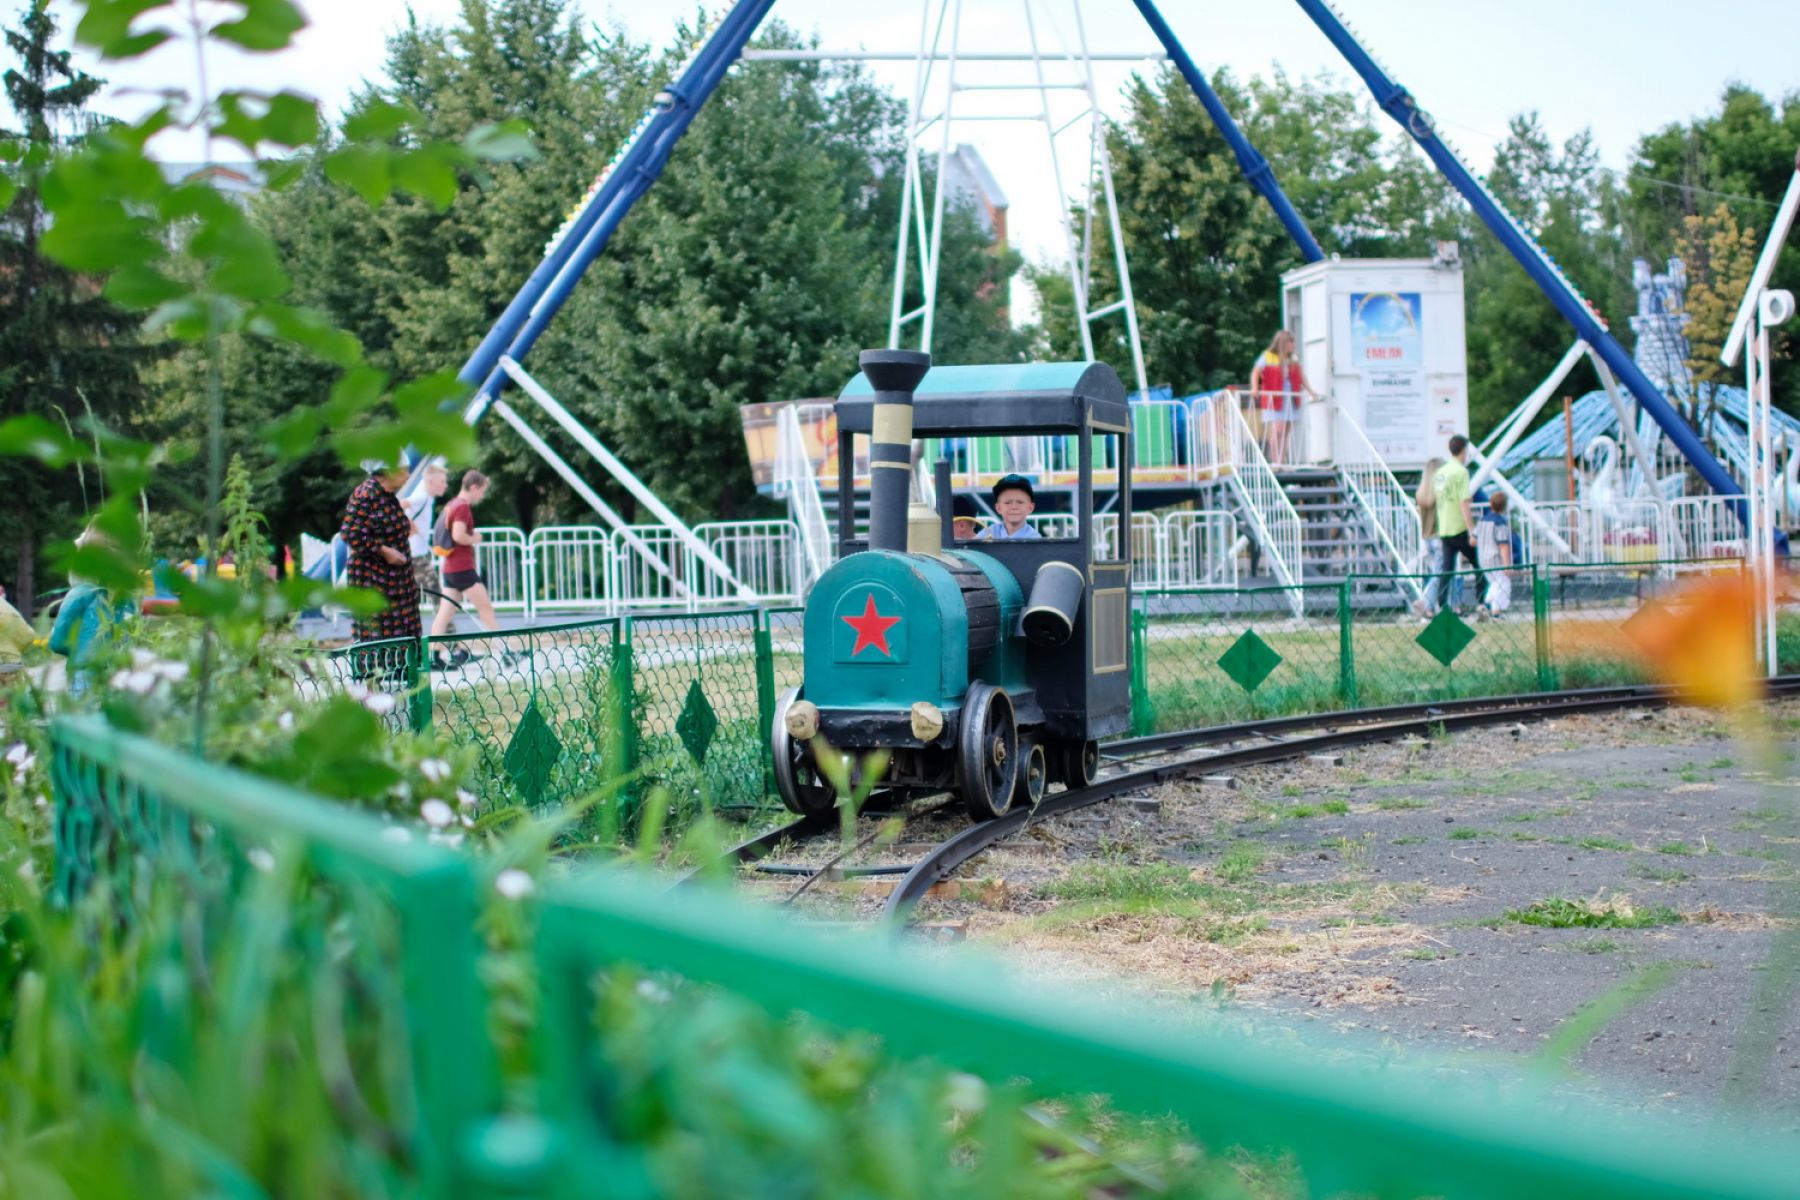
[1332,408,1423,600]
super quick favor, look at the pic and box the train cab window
[1089,430,1125,561]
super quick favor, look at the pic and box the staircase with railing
[1192,391,1305,615]
[1332,407,1424,599]
[773,404,833,587]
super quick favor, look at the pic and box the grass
[1448,828,1479,841]
[1656,842,1697,856]
[1391,836,1427,845]
[1567,938,1622,954]
[1375,797,1430,811]
[1320,799,1349,815]
[1577,836,1634,851]
[1506,897,1682,929]
[1628,862,1691,883]
[1403,947,1452,961]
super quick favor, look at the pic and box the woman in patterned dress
[340,463,422,644]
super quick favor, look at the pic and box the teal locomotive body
[772,351,1134,821]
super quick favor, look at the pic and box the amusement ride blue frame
[449,0,1748,524]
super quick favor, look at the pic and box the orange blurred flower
[1624,571,1764,709]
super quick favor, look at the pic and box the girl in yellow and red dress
[340,461,422,645]
[1249,330,1316,467]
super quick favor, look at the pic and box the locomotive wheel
[956,684,1018,822]
[771,688,836,819]
[1013,739,1047,809]
[1058,739,1099,788]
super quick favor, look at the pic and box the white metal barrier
[698,520,803,606]
[609,525,698,612]
[1589,499,1670,567]
[1668,495,1746,561]
[1162,510,1240,589]
[528,526,614,615]
[473,527,530,614]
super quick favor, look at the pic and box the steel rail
[881,678,1800,921]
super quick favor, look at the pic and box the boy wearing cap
[979,474,1041,540]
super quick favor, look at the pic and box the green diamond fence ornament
[1416,608,1477,668]
[1218,629,1283,693]
[676,679,719,764]
[503,701,563,803]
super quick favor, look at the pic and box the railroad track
[709,680,1800,919]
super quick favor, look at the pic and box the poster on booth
[1349,292,1425,461]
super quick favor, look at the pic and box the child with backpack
[1474,492,1514,618]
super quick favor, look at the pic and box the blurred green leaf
[104,264,189,310]
[39,203,161,272]
[0,417,93,466]
[191,208,290,301]
[324,367,390,423]
[323,144,391,206]
[0,175,14,212]
[260,409,325,461]
[169,573,244,618]
[210,0,306,52]
[465,120,538,163]
[74,0,175,58]
[145,293,246,341]
[393,145,460,211]
[214,90,320,151]
[245,303,361,367]
[342,99,416,143]
[391,371,469,418]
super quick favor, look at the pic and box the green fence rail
[48,715,1800,1198]
[319,561,1763,811]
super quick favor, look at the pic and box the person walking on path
[1415,435,1486,616]
[1249,330,1317,467]
[1415,456,1445,613]
[1474,491,1515,618]
[341,462,422,648]
[428,470,515,669]
[405,464,448,610]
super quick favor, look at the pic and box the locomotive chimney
[859,348,932,553]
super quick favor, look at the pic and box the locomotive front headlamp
[909,701,945,742]
[785,700,820,741]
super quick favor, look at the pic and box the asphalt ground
[896,702,1800,1128]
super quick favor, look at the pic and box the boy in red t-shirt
[428,470,513,669]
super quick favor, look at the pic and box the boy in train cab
[979,474,1041,540]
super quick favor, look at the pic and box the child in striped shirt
[1474,492,1513,618]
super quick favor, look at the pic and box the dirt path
[899,702,1800,1123]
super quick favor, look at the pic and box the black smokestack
[859,348,931,552]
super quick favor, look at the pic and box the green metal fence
[319,562,1743,811]
[48,715,1800,1198]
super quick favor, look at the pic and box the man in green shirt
[1422,434,1486,615]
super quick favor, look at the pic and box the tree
[1038,67,1459,396]
[1675,204,1760,439]
[1625,85,1799,414]
[0,0,147,613]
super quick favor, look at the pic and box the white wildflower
[123,670,158,695]
[362,691,396,716]
[344,682,370,703]
[419,798,454,829]
[635,979,670,1003]
[109,669,131,691]
[15,861,34,885]
[130,648,157,669]
[418,758,452,785]
[494,868,534,899]
[381,827,413,843]
[455,788,478,810]
[460,814,475,829]
[153,659,189,683]
[277,711,295,732]
[246,847,276,873]
[4,744,29,767]
[33,794,47,809]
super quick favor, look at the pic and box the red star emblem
[842,593,901,658]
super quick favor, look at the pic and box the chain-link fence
[317,561,1748,809]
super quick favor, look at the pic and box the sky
[57,0,1800,307]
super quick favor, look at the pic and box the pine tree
[0,0,148,614]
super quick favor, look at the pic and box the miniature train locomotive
[772,349,1135,821]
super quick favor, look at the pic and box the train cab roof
[835,361,1128,436]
